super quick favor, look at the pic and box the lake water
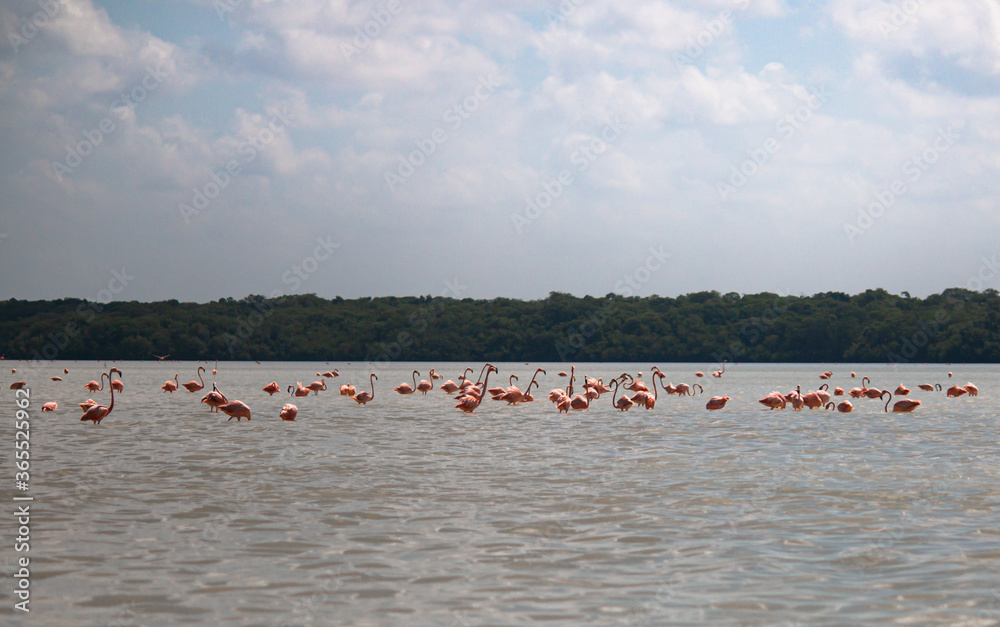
[3,360,999,626]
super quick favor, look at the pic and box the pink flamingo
[201,383,227,412]
[706,395,730,410]
[894,384,910,396]
[79,399,98,411]
[429,368,443,380]
[892,399,921,412]
[456,366,497,413]
[305,379,327,395]
[50,376,63,382]
[917,383,941,391]
[279,403,299,421]
[964,382,979,396]
[395,370,419,395]
[491,374,518,400]
[219,400,252,421]
[351,374,377,405]
[81,369,121,425]
[836,400,853,413]
[759,392,787,410]
[833,386,845,396]
[416,374,433,394]
[111,378,123,392]
[946,385,967,397]
[318,370,339,378]
[611,377,634,411]
[288,382,310,397]
[161,374,179,392]
[713,360,727,378]
[182,367,206,393]
[41,402,57,412]
[340,383,356,396]
[262,382,281,395]
[84,378,103,391]
[515,368,546,404]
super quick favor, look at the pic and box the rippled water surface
[3,361,1000,626]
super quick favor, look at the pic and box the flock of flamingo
[3,360,981,425]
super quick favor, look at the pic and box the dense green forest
[2,288,999,363]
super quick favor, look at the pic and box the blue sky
[1,0,999,303]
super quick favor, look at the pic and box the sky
[1,0,999,304]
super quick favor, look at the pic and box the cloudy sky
[1,0,998,303]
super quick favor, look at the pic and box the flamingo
[339,383,356,396]
[111,378,123,392]
[395,370,419,395]
[41,402,57,412]
[759,392,787,410]
[318,369,339,378]
[351,374,377,405]
[878,390,893,411]
[490,374,518,399]
[455,366,497,413]
[50,376,63,382]
[201,383,227,412]
[153,354,170,361]
[917,383,941,391]
[713,360,727,378]
[835,400,853,413]
[569,377,593,410]
[305,379,327,395]
[706,395,730,410]
[81,369,121,425]
[219,400,252,421]
[631,373,658,410]
[161,374,179,392]
[611,377,634,411]
[802,390,823,409]
[429,368,443,380]
[694,371,705,378]
[819,370,832,380]
[892,399,921,412]
[964,382,979,396]
[946,385,967,397]
[84,378,103,391]
[279,403,298,421]
[64,368,69,374]
[212,360,218,375]
[289,382,310,397]
[262,382,281,395]
[894,384,910,396]
[516,368,546,404]
[182,367,206,393]
[79,399,98,411]
[673,382,703,396]
[833,386,845,396]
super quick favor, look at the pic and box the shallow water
[2,360,999,625]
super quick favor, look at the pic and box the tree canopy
[3,289,998,363]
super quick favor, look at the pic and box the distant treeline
[2,288,999,364]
